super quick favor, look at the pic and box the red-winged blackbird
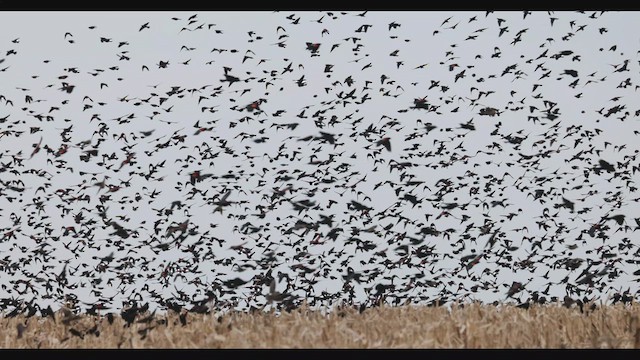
[59,82,75,93]
[16,323,27,339]
[189,170,214,185]
[166,301,182,313]
[222,74,240,86]
[317,131,336,144]
[506,281,524,298]
[121,305,138,327]
[598,159,615,172]
[40,305,55,322]
[376,137,391,152]
[604,214,625,225]
[412,97,429,109]
[388,22,400,30]
[69,328,84,339]
[479,107,500,116]
[305,42,320,53]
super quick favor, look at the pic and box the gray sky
[0,11,639,313]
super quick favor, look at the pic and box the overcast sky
[0,11,639,313]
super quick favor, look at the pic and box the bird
[598,159,615,173]
[603,214,625,226]
[305,42,321,54]
[265,277,291,305]
[59,82,75,93]
[376,137,391,151]
[388,22,401,30]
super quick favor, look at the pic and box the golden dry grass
[3,303,640,348]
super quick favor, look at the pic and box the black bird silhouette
[376,137,391,151]
[603,214,625,226]
[388,22,401,30]
[305,42,320,54]
[59,82,75,93]
[597,159,615,173]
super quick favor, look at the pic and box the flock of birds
[0,10,639,329]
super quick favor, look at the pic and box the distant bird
[388,22,401,30]
[598,159,615,173]
[59,82,75,93]
[265,277,291,305]
[376,137,391,151]
[305,42,320,54]
[603,214,625,225]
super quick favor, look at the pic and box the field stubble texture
[2,303,640,348]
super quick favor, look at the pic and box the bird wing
[220,190,231,202]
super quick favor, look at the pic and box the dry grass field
[2,303,640,348]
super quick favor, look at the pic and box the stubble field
[2,302,640,348]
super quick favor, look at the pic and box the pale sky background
[0,11,638,313]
